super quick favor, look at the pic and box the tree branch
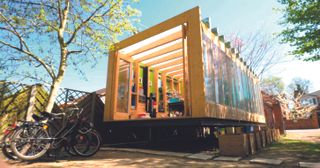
[67,50,82,56]
[65,0,118,45]
[0,40,55,79]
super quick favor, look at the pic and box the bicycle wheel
[64,145,78,156]
[1,132,18,160]
[73,129,101,157]
[10,126,51,161]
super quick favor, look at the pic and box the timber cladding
[104,7,266,123]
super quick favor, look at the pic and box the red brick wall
[285,111,319,129]
[263,102,286,134]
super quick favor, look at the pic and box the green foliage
[0,0,141,81]
[278,0,320,61]
[287,77,311,95]
[271,137,320,155]
[260,76,285,95]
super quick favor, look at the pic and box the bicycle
[10,106,101,161]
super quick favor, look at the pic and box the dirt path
[2,129,320,168]
[285,129,320,143]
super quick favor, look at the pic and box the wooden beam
[142,50,183,66]
[146,56,183,67]
[153,59,183,70]
[104,51,117,121]
[134,43,182,62]
[161,66,183,74]
[167,70,183,76]
[182,26,190,117]
[172,73,184,78]
[126,31,183,57]
[116,7,200,50]
[112,52,121,119]
[186,8,206,118]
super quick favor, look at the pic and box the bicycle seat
[42,111,65,120]
[32,114,47,122]
[32,112,65,121]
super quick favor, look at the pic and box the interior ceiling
[119,25,185,78]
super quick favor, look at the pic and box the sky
[60,0,320,92]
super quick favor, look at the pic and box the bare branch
[65,0,118,45]
[67,50,82,56]
[0,40,55,79]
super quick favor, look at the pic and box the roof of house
[301,90,320,99]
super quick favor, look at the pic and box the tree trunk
[45,79,63,112]
[45,48,67,112]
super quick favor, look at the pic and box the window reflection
[117,59,130,113]
[201,27,263,114]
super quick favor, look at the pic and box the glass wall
[116,59,130,113]
[202,27,263,115]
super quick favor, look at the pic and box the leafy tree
[260,76,285,95]
[0,0,140,112]
[287,77,311,96]
[285,77,313,119]
[261,76,314,120]
[278,0,320,61]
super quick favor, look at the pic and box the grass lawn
[270,137,320,155]
[251,131,320,167]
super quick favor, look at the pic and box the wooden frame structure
[104,7,265,124]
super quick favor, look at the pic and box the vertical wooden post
[170,77,174,92]
[177,80,181,94]
[161,73,167,113]
[104,51,119,121]
[186,8,206,117]
[134,62,140,115]
[153,70,159,113]
[182,26,191,116]
[128,63,133,114]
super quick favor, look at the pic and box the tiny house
[104,7,265,125]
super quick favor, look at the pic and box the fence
[0,81,105,137]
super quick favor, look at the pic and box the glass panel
[201,26,264,116]
[116,59,130,113]
[202,33,217,103]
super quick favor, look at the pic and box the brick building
[262,92,287,134]
[284,90,320,129]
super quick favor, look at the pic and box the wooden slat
[167,70,183,76]
[125,31,183,57]
[116,7,200,50]
[161,65,183,74]
[142,50,183,66]
[172,73,184,78]
[146,56,183,67]
[134,43,183,62]
[153,59,183,70]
